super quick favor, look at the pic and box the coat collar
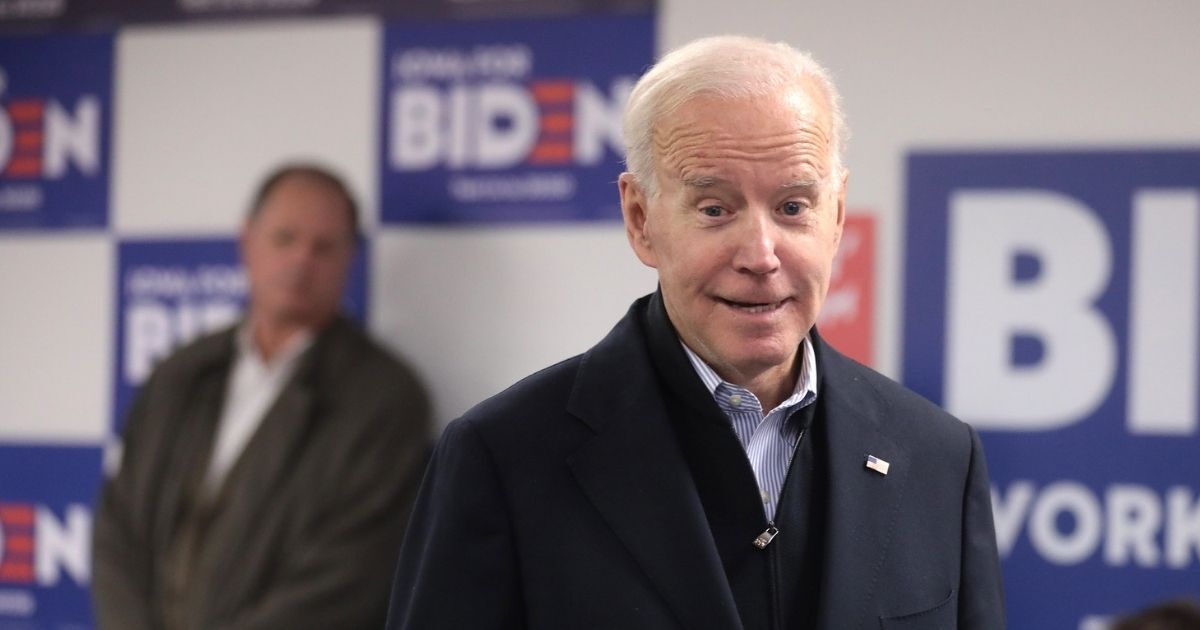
[566,294,745,630]
[185,317,365,586]
[566,293,913,629]
[211,316,361,500]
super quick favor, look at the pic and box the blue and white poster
[0,32,112,230]
[904,150,1200,628]
[380,13,653,223]
[0,445,102,628]
[112,238,370,433]
[0,0,655,31]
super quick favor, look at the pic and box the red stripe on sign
[531,81,573,103]
[540,113,573,134]
[5,535,34,554]
[0,504,35,526]
[6,100,44,124]
[0,563,34,582]
[15,130,43,151]
[3,157,42,178]
[529,143,572,164]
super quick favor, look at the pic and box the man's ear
[833,168,849,247]
[619,172,658,269]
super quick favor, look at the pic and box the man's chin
[712,341,798,376]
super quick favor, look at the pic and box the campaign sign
[817,214,875,367]
[0,0,655,32]
[904,150,1200,628]
[0,32,112,230]
[112,238,369,433]
[0,445,102,628]
[381,13,653,223]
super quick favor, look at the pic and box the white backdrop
[7,1,1198,435]
[2,2,1200,627]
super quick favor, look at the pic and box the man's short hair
[622,35,848,197]
[248,163,360,241]
[1113,599,1200,630]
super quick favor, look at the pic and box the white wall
[657,0,1200,381]
[2,1,1198,435]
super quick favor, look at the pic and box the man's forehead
[261,174,339,206]
[657,80,830,132]
[254,179,353,226]
[660,127,834,185]
[654,95,831,162]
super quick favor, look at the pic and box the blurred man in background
[93,164,430,630]
[387,35,1003,630]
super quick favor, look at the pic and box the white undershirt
[202,326,314,494]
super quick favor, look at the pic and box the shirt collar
[236,323,316,370]
[679,335,818,415]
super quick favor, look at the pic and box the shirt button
[761,489,770,503]
[729,394,742,408]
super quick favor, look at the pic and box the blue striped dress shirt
[680,338,818,523]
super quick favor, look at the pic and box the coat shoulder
[148,325,235,382]
[459,353,585,433]
[125,328,235,418]
[306,319,432,444]
[819,340,975,448]
[321,319,427,393]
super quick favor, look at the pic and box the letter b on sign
[945,190,1116,429]
[904,151,1200,436]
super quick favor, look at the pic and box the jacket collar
[566,293,915,629]
[566,293,745,630]
[188,317,364,588]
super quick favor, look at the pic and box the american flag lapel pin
[865,454,890,475]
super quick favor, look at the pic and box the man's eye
[781,201,806,216]
[702,206,724,217]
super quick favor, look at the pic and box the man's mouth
[717,297,790,314]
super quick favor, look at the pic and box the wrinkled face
[241,175,355,329]
[620,85,846,384]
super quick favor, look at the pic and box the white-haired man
[387,36,1005,630]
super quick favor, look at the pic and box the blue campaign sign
[380,13,654,224]
[112,238,370,433]
[0,445,103,628]
[904,150,1200,628]
[0,32,113,230]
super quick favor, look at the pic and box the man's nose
[283,240,320,269]
[732,210,781,275]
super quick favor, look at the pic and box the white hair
[622,35,848,196]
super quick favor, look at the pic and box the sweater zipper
[755,425,806,630]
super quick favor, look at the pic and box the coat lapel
[812,335,912,628]
[228,380,316,506]
[151,331,234,557]
[199,324,342,582]
[566,301,744,630]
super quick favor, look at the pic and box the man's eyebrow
[779,178,821,191]
[681,175,726,188]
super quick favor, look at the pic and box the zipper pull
[753,524,780,549]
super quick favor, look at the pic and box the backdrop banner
[0,0,654,34]
[0,446,100,628]
[380,12,653,224]
[904,149,1200,629]
[0,32,112,230]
